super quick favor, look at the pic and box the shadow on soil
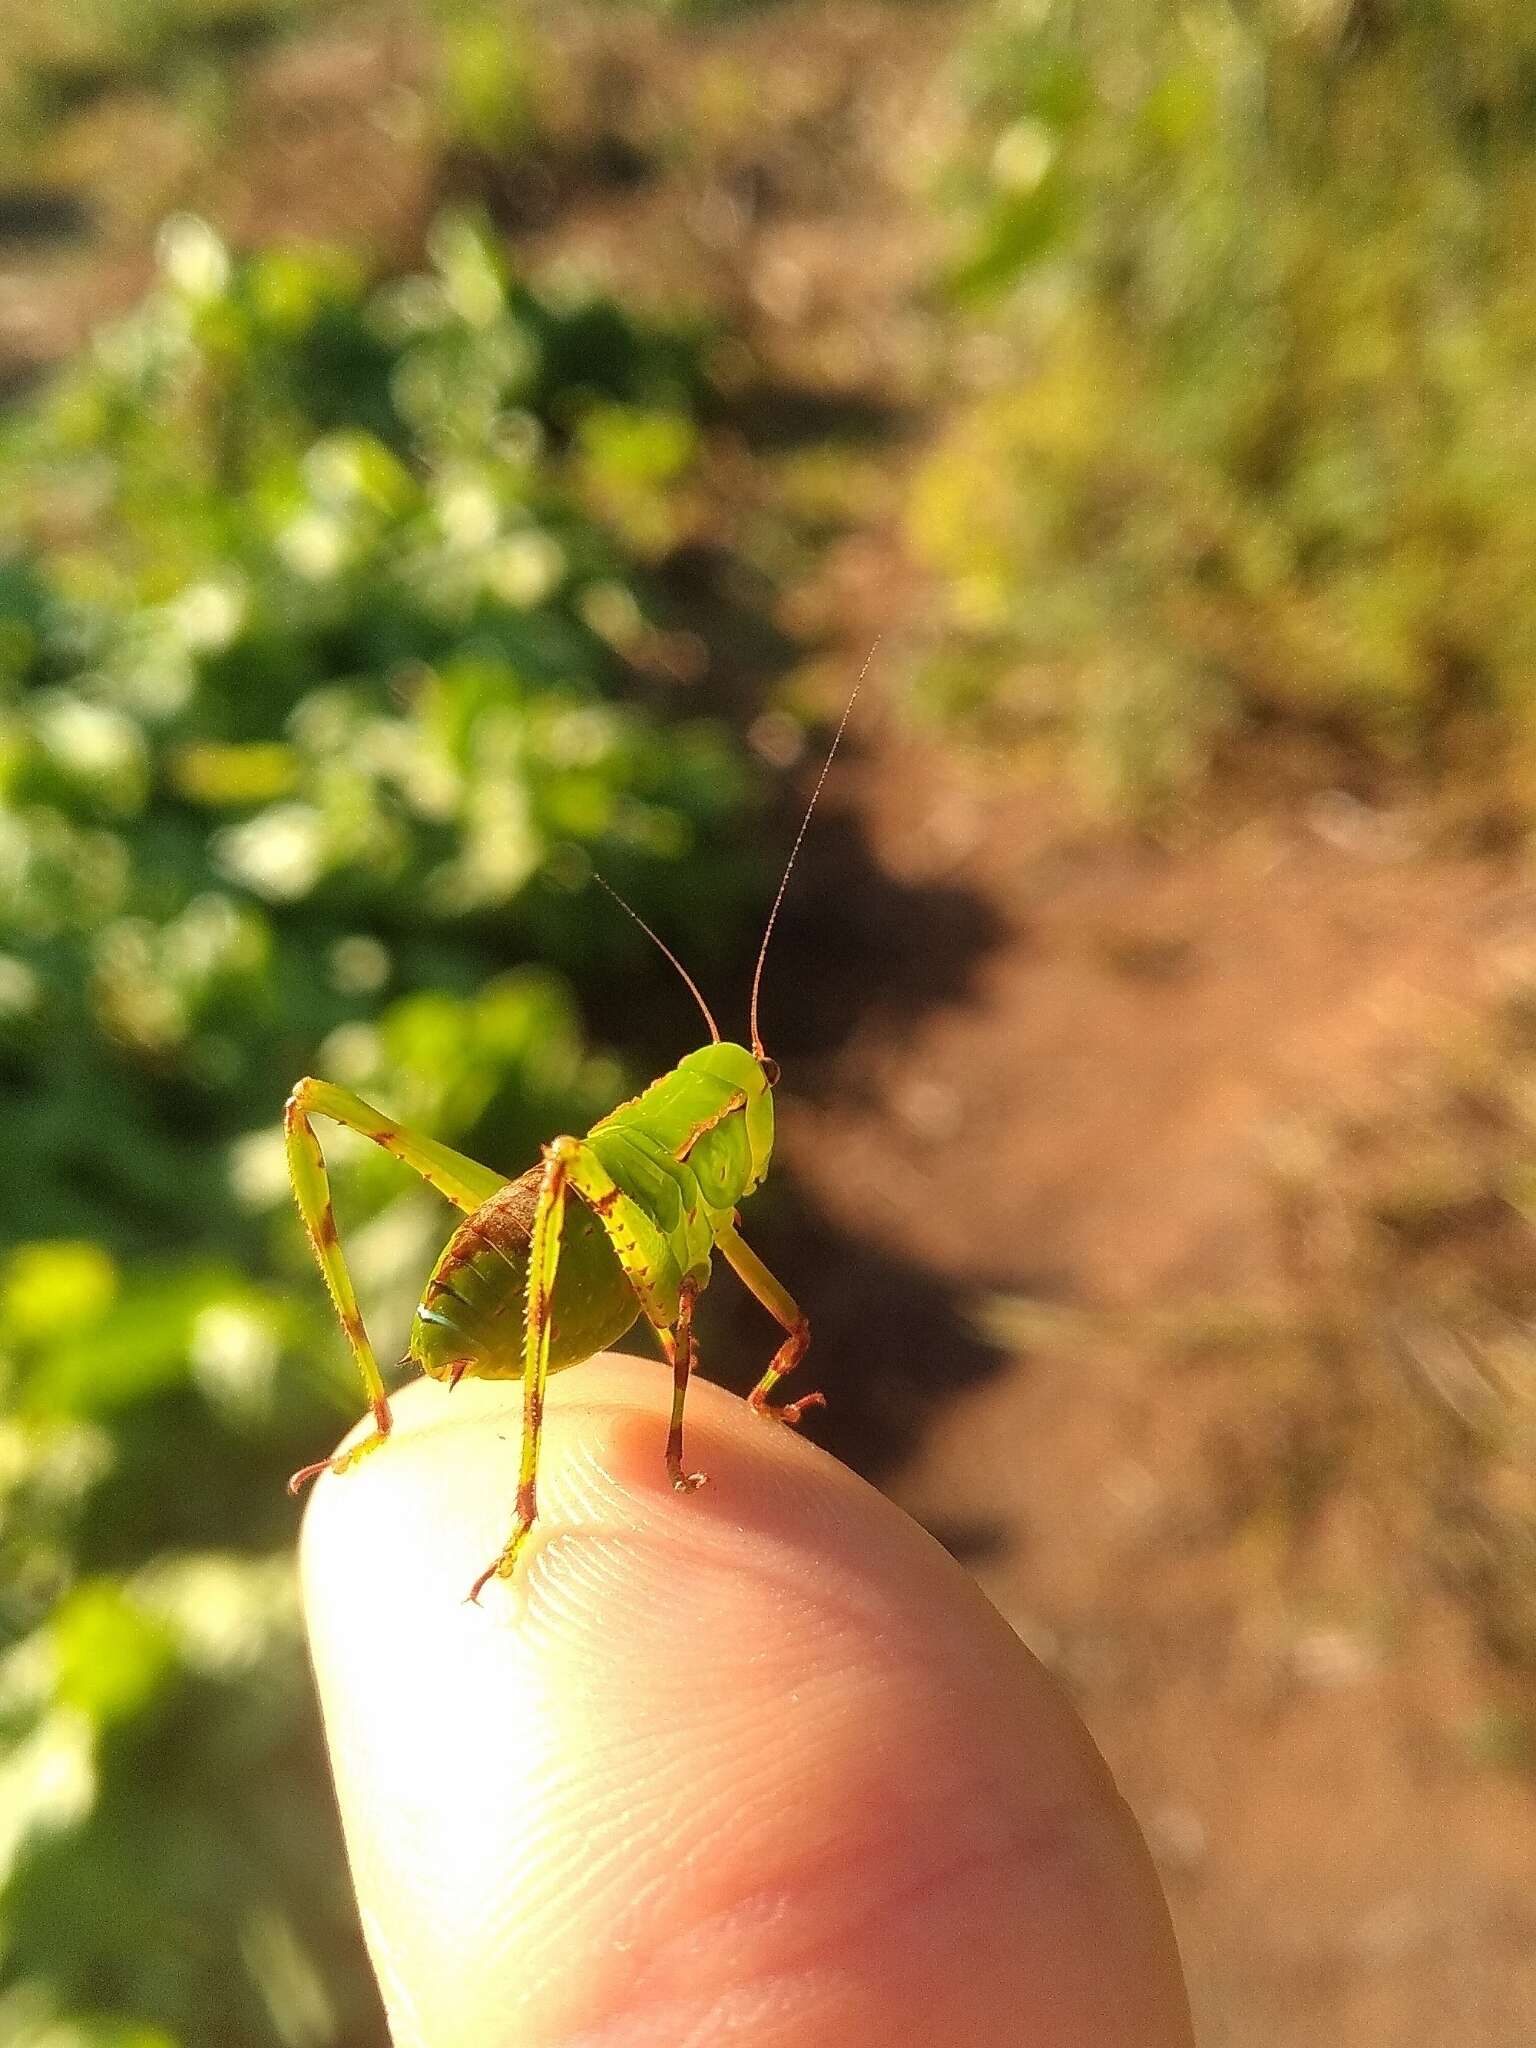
[694,1174,1012,1501]
[587,403,1015,1500]
[595,731,1013,1496]
[696,759,1012,1501]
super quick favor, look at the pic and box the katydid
[286,681,862,1602]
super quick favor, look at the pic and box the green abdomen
[407,1167,639,1381]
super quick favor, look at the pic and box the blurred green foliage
[0,212,759,2045]
[24,0,1536,2039]
[914,0,1536,810]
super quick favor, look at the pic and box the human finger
[301,1358,1192,2048]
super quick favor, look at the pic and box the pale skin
[302,1363,1195,2048]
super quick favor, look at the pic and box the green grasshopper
[286,685,859,1602]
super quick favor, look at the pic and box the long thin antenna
[591,870,721,1043]
[750,638,878,1059]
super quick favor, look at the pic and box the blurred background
[3,2,1535,2042]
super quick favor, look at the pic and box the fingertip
[302,1362,1191,2048]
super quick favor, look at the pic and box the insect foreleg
[285,1078,506,1494]
[717,1220,823,1427]
[466,1140,570,1603]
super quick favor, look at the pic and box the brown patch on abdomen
[436,1166,542,1282]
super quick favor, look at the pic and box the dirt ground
[7,4,1536,2040]
[776,703,1536,2047]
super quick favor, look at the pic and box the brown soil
[779,706,1536,2047]
[8,4,1536,2040]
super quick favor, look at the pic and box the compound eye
[761,1056,781,1088]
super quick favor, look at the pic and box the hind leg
[285,1078,507,1492]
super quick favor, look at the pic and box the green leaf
[52,1582,177,1731]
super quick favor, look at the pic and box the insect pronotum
[286,664,868,1601]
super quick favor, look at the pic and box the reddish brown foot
[287,1454,333,1496]
[287,1406,391,1494]
[464,1557,500,1606]
[463,1519,531,1604]
[750,1388,826,1429]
